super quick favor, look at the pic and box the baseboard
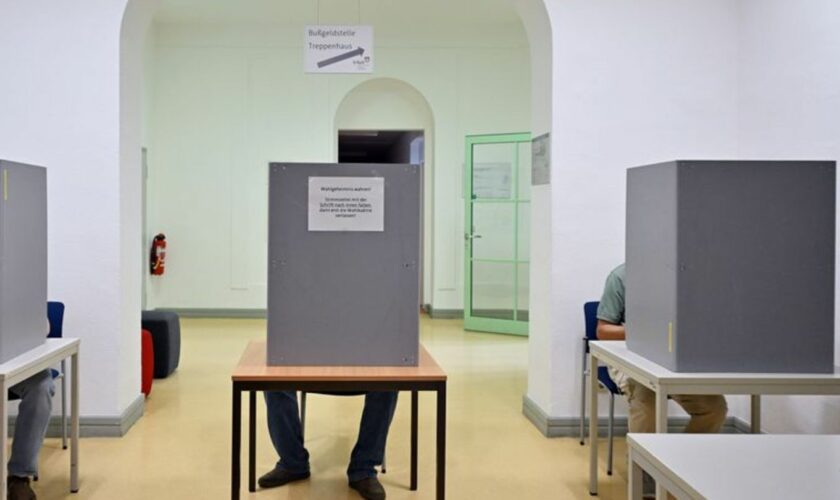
[425,307,462,319]
[156,308,267,319]
[522,394,750,438]
[9,394,145,438]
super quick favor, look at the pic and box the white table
[588,341,840,498]
[627,434,840,499]
[0,338,79,499]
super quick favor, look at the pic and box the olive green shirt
[597,263,625,325]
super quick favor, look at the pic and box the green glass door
[464,133,531,336]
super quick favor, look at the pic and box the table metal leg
[232,386,241,500]
[655,389,668,500]
[70,352,79,493]
[580,338,588,445]
[588,353,599,496]
[628,447,643,500]
[249,391,256,492]
[61,359,68,450]
[411,390,418,491]
[751,395,761,434]
[1,380,7,500]
[436,384,446,500]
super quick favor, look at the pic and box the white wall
[531,0,741,417]
[531,0,840,432]
[513,0,555,413]
[145,18,531,312]
[734,0,840,433]
[0,0,146,421]
[2,0,836,438]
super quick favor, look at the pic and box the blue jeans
[264,391,398,482]
[8,369,54,477]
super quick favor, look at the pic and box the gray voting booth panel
[626,160,835,373]
[0,161,48,363]
[267,163,420,366]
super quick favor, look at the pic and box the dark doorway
[338,130,424,164]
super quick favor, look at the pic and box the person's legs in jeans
[264,391,310,474]
[8,369,54,478]
[347,391,398,482]
[672,394,728,433]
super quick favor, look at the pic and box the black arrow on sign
[317,47,365,68]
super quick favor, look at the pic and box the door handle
[464,233,483,241]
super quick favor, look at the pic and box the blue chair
[579,301,621,475]
[15,302,67,483]
[46,301,68,451]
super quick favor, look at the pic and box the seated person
[260,390,397,500]
[598,264,727,497]
[8,369,54,500]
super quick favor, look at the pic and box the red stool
[141,329,154,397]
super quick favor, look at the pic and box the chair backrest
[583,301,600,341]
[47,301,65,339]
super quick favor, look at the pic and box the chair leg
[607,392,615,476]
[300,391,307,439]
[580,339,588,445]
[381,454,386,474]
[61,359,67,450]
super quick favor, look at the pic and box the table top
[590,340,840,386]
[628,434,840,500]
[232,340,447,382]
[0,338,79,382]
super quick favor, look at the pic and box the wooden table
[0,338,80,500]
[231,340,447,499]
[628,434,840,499]
[588,341,840,499]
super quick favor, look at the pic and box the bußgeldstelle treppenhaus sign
[304,25,373,74]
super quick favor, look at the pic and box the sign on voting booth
[267,163,420,366]
[0,160,48,363]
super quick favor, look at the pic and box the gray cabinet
[0,161,47,363]
[626,160,835,373]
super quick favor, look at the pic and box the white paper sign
[304,26,374,73]
[308,177,384,232]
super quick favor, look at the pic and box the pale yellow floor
[34,316,628,499]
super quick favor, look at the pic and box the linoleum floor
[34,316,628,499]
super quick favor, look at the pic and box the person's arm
[596,319,625,341]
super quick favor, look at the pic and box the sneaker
[7,476,36,500]
[349,476,386,500]
[257,467,310,489]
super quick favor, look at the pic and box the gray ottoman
[141,310,181,378]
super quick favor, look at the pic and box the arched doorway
[334,78,435,306]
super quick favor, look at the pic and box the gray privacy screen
[267,163,420,366]
[626,160,835,373]
[0,161,47,363]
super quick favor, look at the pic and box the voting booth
[0,160,48,363]
[267,163,420,366]
[626,160,835,373]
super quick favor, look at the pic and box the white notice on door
[308,177,384,232]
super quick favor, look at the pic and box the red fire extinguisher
[150,233,166,276]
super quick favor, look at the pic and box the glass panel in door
[464,133,531,335]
